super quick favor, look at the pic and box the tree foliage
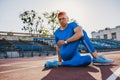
[20,10,76,36]
[43,10,60,34]
[20,10,45,34]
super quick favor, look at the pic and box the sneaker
[93,55,114,65]
[45,60,58,68]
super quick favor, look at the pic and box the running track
[0,51,120,80]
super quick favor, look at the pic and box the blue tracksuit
[54,22,94,66]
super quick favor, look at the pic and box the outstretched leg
[44,52,92,68]
[61,52,92,67]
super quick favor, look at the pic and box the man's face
[58,15,68,27]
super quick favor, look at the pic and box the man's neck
[60,23,68,30]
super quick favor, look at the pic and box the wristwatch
[64,40,68,44]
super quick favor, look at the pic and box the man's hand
[57,40,65,47]
[56,45,62,62]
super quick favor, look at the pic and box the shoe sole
[93,62,113,66]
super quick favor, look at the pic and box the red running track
[0,51,120,80]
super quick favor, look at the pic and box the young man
[45,11,114,68]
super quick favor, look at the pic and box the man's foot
[93,55,114,65]
[44,60,58,69]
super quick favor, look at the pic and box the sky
[0,0,120,37]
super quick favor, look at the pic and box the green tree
[36,16,46,36]
[43,10,59,34]
[20,10,77,36]
[20,10,43,35]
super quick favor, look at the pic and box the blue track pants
[61,30,95,67]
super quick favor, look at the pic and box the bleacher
[33,37,120,52]
[0,39,42,51]
[33,37,56,48]
[0,39,13,51]
[0,37,120,59]
[1,37,119,52]
[0,39,43,58]
[9,39,42,51]
[83,39,120,52]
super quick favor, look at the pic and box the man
[45,11,114,68]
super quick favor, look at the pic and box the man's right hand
[56,46,62,62]
[56,45,60,51]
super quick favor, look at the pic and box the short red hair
[57,11,67,17]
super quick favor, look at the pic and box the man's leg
[80,30,114,64]
[61,52,92,67]
[45,52,92,68]
[80,30,98,58]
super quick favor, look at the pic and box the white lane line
[0,61,40,66]
[0,66,40,74]
[0,58,56,74]
[0,58,57,67]
[105,51,120,53]
[106,67,120,80]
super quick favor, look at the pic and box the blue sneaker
[45,60,58,68]
[93,55,114,65]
